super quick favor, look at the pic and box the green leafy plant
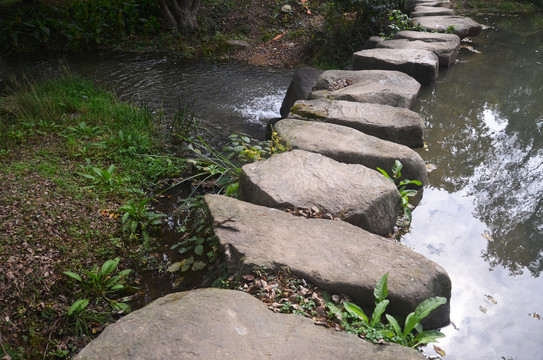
[119,198,165,243]
[64,257,134,313]
[76,158,125,191]
[168,196,220,274]
[66,121,103,140]
[377,160,421,224]
[332,273,446,348]
[382,9,426,38]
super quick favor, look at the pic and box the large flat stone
[309,70,421,109]
[76,288,429,359]
[404,0,451,10]
[377,31,460,67]
[239,149,401,235]
[205,195,452,328]
[275,119,428,186]
[352,48,439,85]
[289,99,425,148]
[410,5,454,17]
[413,15,483,38]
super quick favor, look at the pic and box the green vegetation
[456,0,542,12]
[0,0,162,53]
[377,160,422,225]
[0,76,186,358]
[327,273,446,348]
[308,0,401,68]
[219,267,446,349]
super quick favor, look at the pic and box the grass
[0,76,187,359]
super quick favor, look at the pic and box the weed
[330,273,446,348]
[64,258,134,314]
[66,121,103,140]
[119,198,165,243]
[168,196,219,274]
[382,9,426,38]
[377,160,421,224]
[76,158,125,191]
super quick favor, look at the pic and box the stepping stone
[410,5,454,17]
[76,288,430,359]
[274,119,428,186]
[205,195,452,328]
[405,0,451,10]
[289,99,425,148]
[239,149,401,236]
[280,67,323,118]
[413,15,483,39]
[352,48,439,85]
[377,31,460,67]
[309,70,421,109]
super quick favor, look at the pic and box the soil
[198,0,324,68]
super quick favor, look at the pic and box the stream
[1,11,542,360]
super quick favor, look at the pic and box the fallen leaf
[485,294,497,304]
[481,232,493,241]
[166,262,181,272]
[479,306,487,314]
[434,345,446,357]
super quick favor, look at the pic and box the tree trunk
[157,0,200,33]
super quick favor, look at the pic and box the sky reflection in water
[404,13,543,359]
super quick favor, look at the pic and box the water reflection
[416,12,543,277]
[406,12,543,359]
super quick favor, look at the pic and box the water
[0,52,294,141]
[406,13,543,359]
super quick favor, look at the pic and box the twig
[262,31,288,46]
[0,331,9,359]
[42,318,61,360]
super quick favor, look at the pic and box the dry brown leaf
[485,294,497,304]
[434,345,446,357]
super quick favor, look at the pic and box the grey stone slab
[205,195,452,328]
[410,5,454,17]
[309,70,421,109]
[239,149,401,235]
[280,67,324,118]
[352,48,439,85]
[413,15,483,38]
[404,0,451,10]
[289,99,425,148]
[275,119,428,186]
[377,30,460,67]
[76,289,429,360]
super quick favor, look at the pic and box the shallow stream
[1,12,542,359]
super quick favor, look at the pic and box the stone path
[75,4,484,359]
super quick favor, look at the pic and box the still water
[1,12,542,359]
[406,13,543,359]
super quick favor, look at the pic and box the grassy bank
[0,76,188,359]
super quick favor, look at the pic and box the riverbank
[0,77,193,358]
